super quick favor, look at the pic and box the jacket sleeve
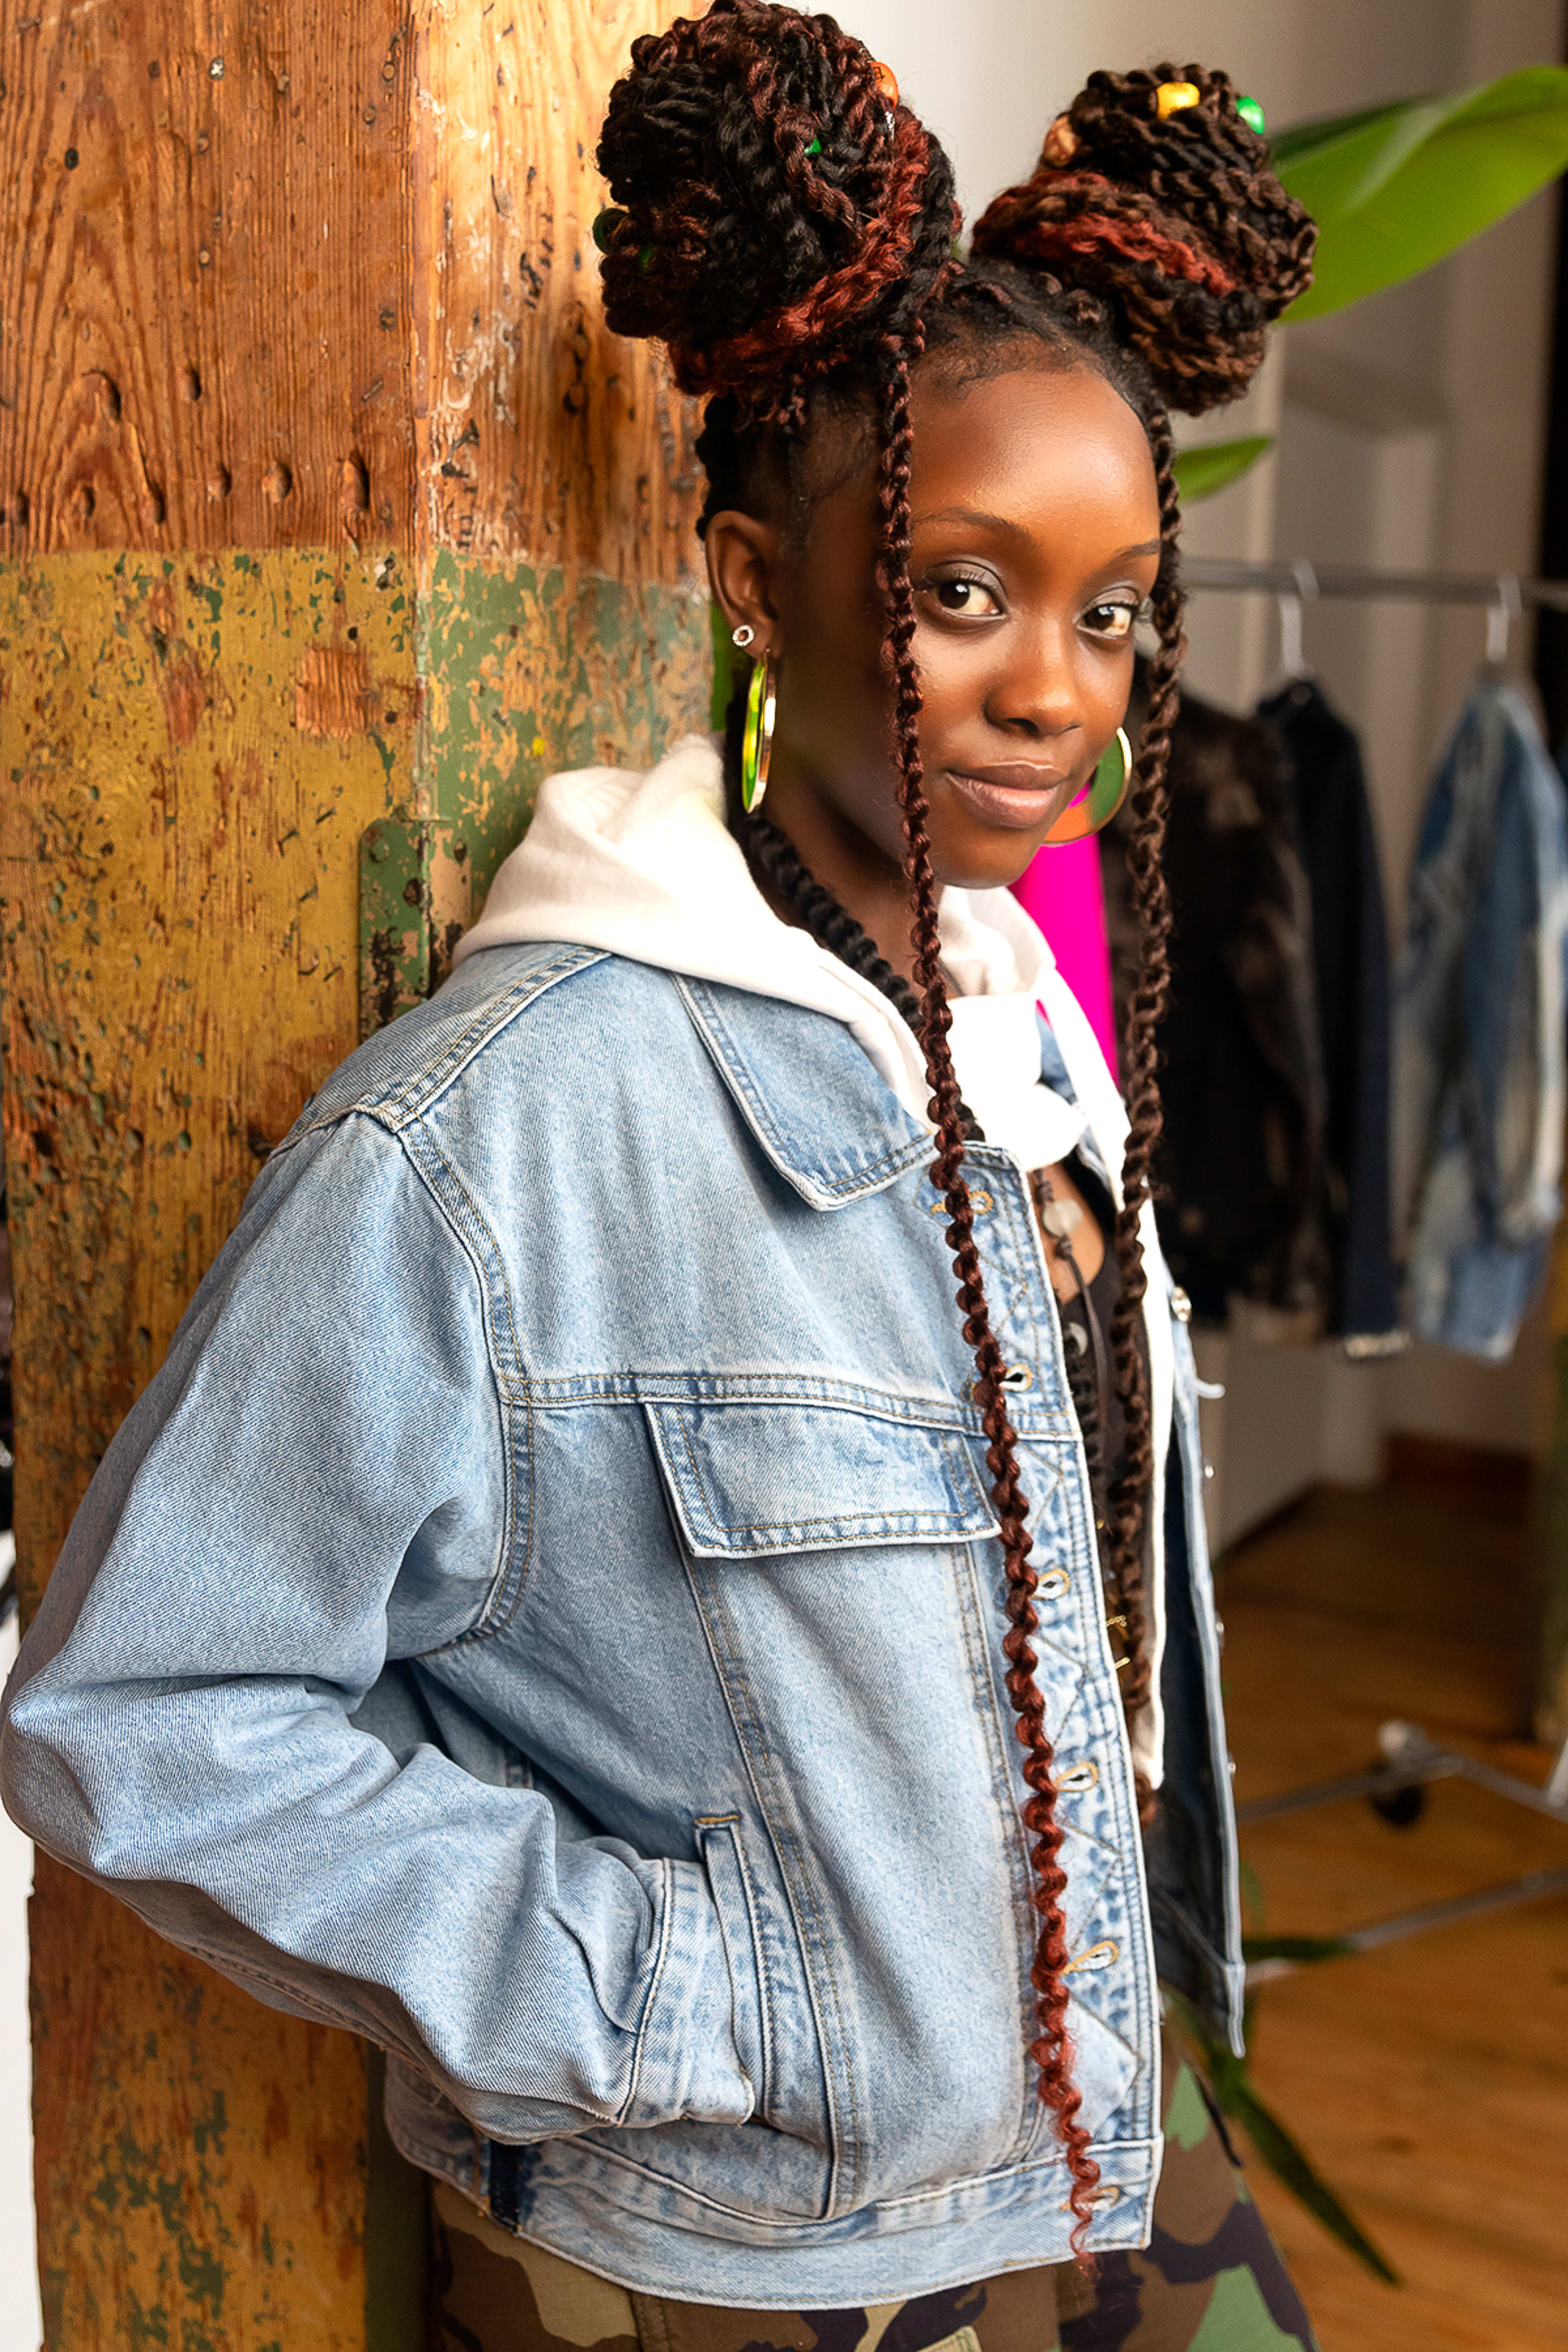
[0,1109,749,2145]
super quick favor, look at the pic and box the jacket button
[1170,1286,1193,1324]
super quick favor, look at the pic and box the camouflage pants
[432,2039,1319,2352]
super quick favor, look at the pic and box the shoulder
[281,944,707,1150]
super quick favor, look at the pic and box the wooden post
[0,3,707,2341]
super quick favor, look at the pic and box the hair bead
[1042,114,1080,167]
[1155,79,1201,118]
[591,205,627,255]
[1237,94,1266,135]
[872,60,899,109]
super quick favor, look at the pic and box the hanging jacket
[1101,676,1330,1325]
[2,737,1243,2305]
[1394,677,1568,1359]
[1257,677,1402,1354]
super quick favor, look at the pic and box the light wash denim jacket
[1394,677,1568,1359]
[2,940,1241,2305]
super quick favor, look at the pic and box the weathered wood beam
[0,3,708,2341]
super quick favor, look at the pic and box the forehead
[908,355,1158,537]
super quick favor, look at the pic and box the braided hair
[598,10,1313,2235]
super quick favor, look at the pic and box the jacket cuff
[621,1858,755,2129]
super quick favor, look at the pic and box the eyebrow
[911,508,1163,568]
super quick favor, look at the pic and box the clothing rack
[1173,551,1568,1969]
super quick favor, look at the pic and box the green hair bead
[1237,94,1266,136]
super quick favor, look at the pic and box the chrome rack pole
[1181,555,1568,611]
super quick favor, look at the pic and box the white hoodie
[456,733,1173,1778]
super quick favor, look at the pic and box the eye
[922,571,1004,621]
[1081,598,1140,641]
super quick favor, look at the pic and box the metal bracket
[359,818,473,1040]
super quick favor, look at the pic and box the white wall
[835,0,1567,1525]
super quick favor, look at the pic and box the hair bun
[970,64,1315,414]
[595,0,956,413]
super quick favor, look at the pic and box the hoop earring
[741,650,778,814]
[1042,726,1132,845]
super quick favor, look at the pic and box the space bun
[594,0,956,413]
[971,65,1315,414]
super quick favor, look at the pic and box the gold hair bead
[1042,113,1080,167]
[1156,80,1201,119]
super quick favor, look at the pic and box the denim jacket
[2,940,1241,2305]
[1394,677,1568,1359]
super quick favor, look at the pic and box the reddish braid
[873,333,1099,2230]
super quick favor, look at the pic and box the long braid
[875,333,1100,2231]
[1104,412,1183,1754]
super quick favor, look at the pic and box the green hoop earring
[741,651,778,814]
[1043,726,1132,844]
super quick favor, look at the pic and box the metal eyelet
[1170,1285,1193,1324]
[930,1189,993,1216]
[1060,2180,1123,2214]
[1037,1567,1071,1600]
[1065,1938,1119,1974]
[999,1363,1033,1392]
[1056,1759,1099,1794]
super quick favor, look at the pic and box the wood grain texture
[1221,1485,1568,2351]
[29,1855,371,2352]
[0,0,418,555]
[414,0,704,580]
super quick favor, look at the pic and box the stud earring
[1042,727,1133,844]
[731,623,755,650]
[740,650,778,814]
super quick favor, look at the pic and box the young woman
[4,7,1320,2346]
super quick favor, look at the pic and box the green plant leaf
[1173,435,1273,503]
[1275,66,1568,321]
[1165,1992,1401,2285]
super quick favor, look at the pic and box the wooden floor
[1218,1478,1568,2352]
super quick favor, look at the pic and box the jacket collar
[676,975,937,1209]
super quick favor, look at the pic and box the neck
[759,766,924,990]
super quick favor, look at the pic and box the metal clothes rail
[1174,550,1568,1974]
[1182,555,1568,613]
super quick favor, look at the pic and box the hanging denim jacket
[1394,677,1568,1359]
[1,938,1241,2306]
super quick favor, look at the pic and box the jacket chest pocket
[643,1395,1000,1557]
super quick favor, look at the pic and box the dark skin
[706,351,1162,1292]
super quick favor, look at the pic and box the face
[708,352,1162,958]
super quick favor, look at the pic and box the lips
[943,763,1077,833]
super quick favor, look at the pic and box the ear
[706,509,784,653]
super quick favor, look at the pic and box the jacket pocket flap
[643,1400,1000,1557]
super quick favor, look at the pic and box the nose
[982,612,1083,745]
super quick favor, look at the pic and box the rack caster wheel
[1368,1780,1426,1829]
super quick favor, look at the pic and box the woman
[3,7,1319,2346]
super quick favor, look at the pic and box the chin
[928,824,1045,897]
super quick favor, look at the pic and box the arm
[1,1110,747,2142]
